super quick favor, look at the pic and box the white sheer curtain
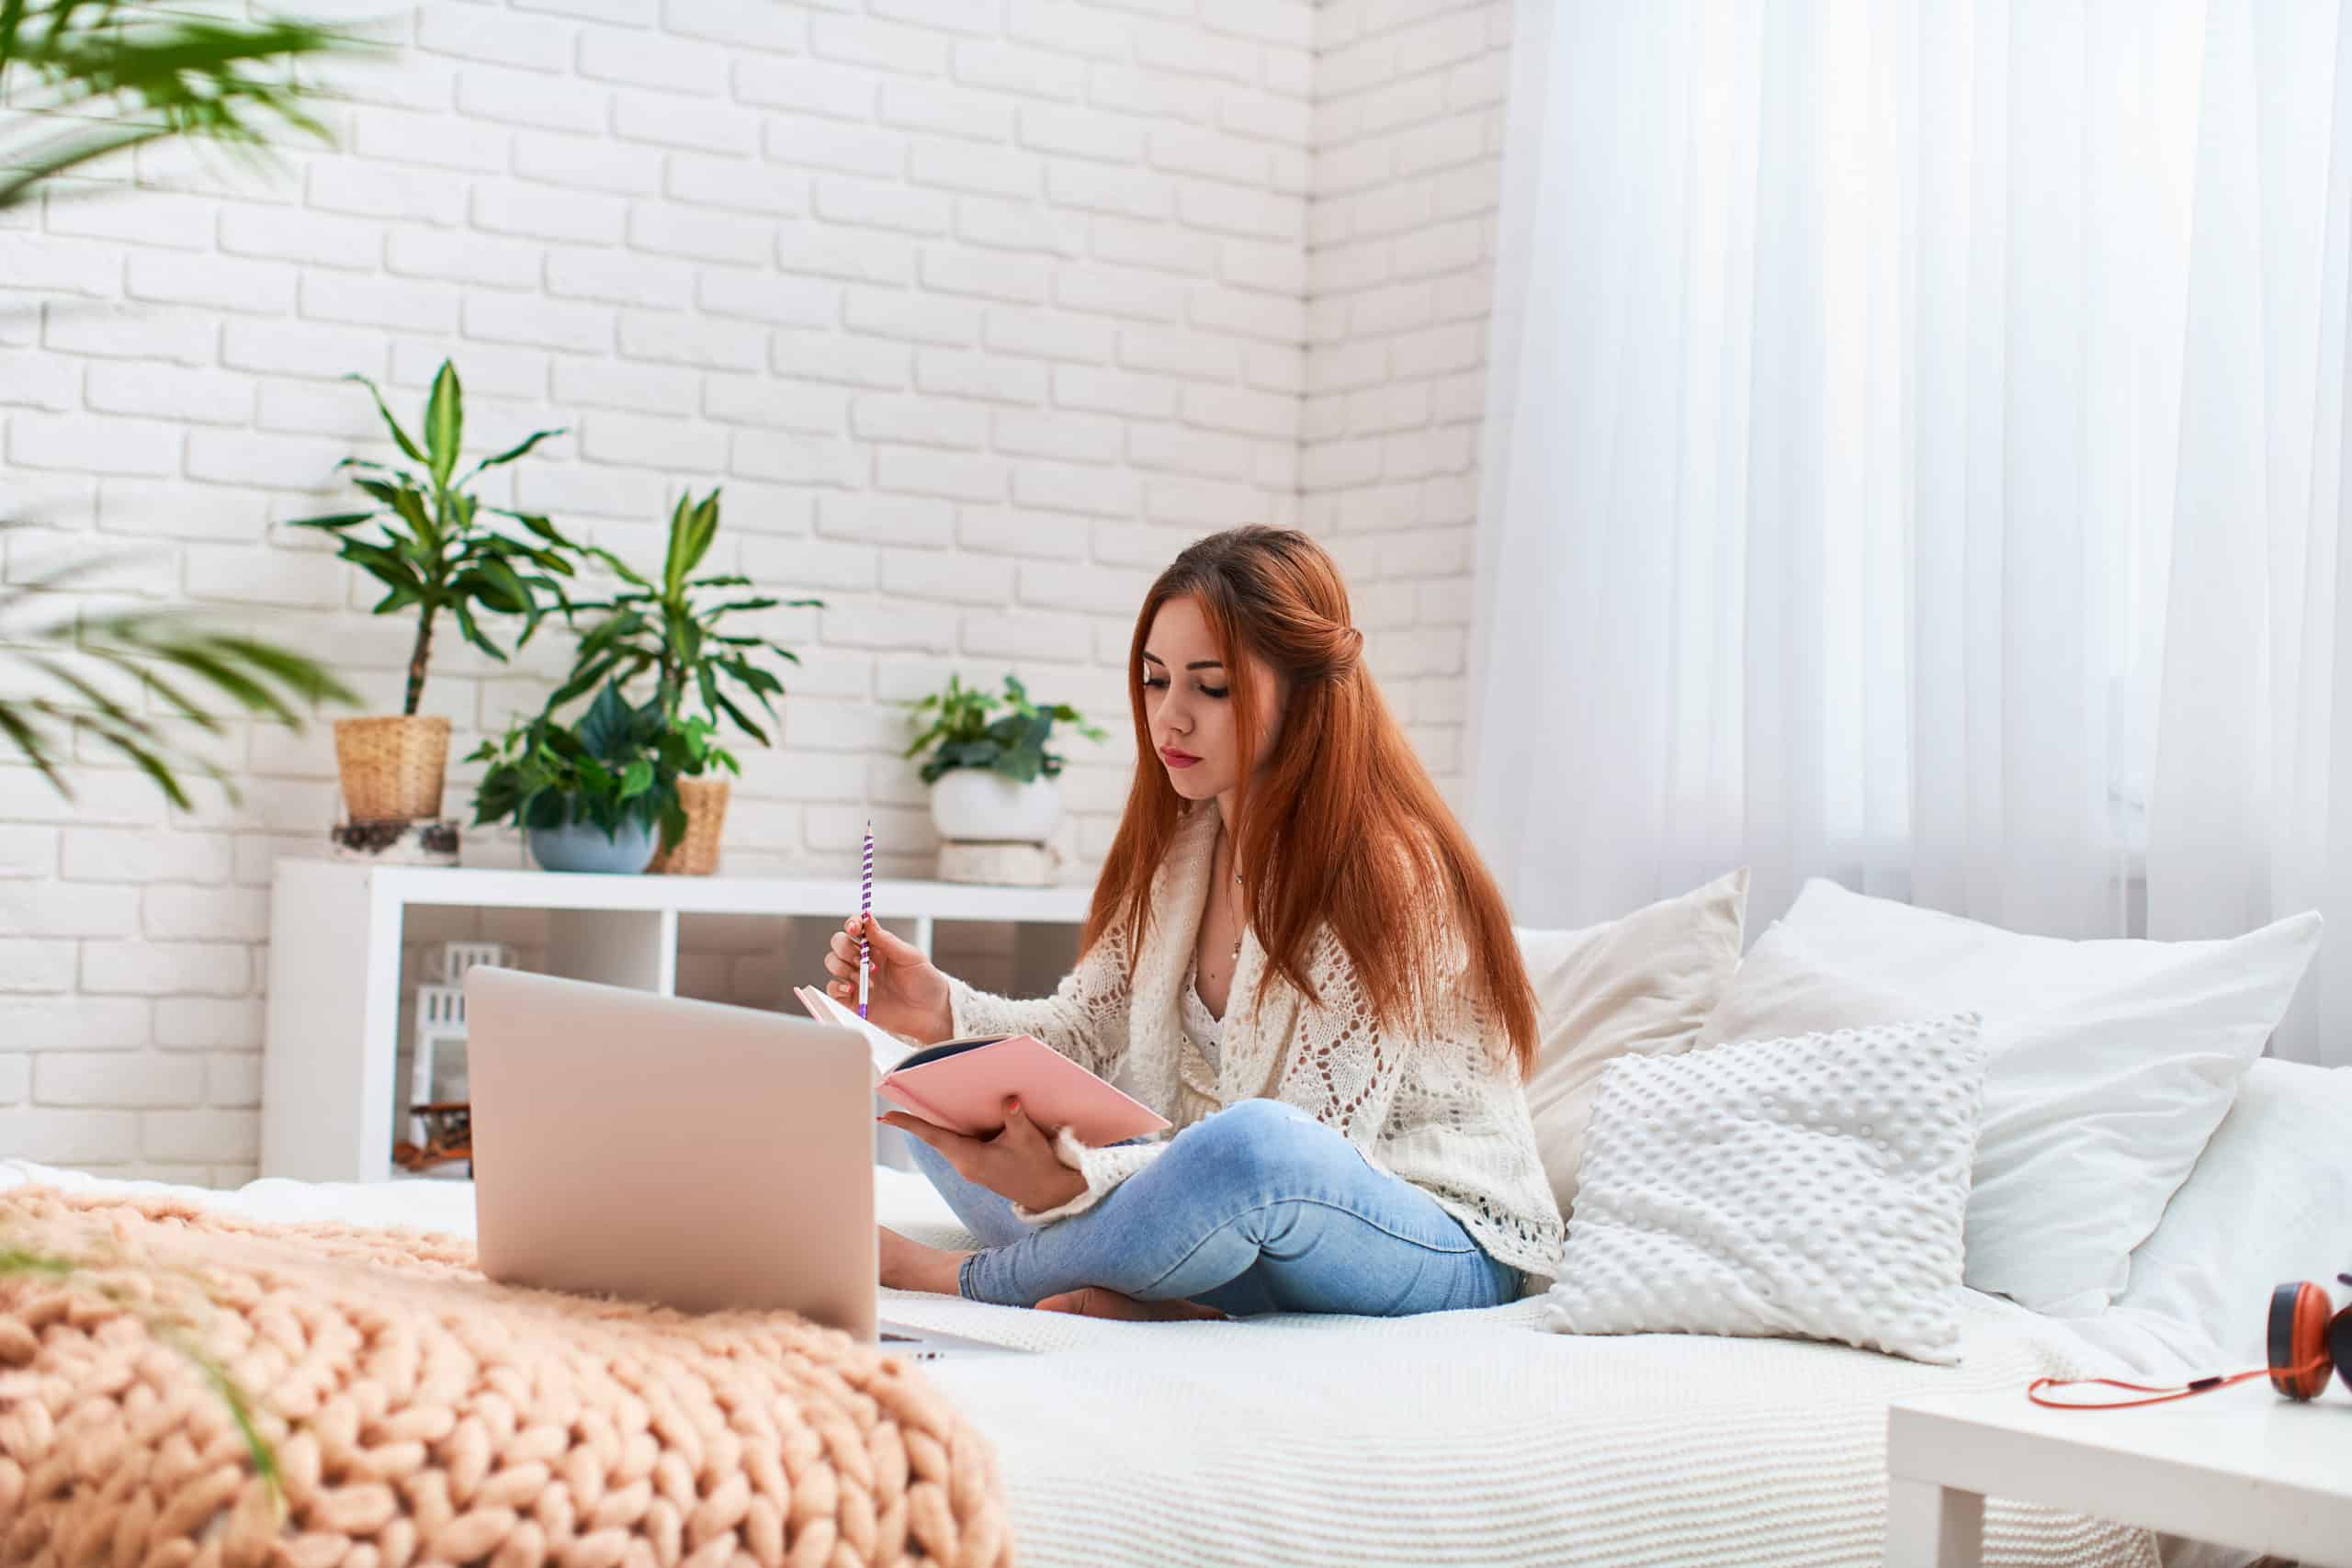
[1467,0,2352,1065]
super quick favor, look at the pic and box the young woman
[824,525,1562,1321]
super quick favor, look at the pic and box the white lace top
[945,804,1566,1283]
[1180,972,1222,1071]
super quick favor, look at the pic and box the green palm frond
[0,529,358,808]
[0,0,370,213]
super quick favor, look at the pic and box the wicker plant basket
[334,715,450,822]
[650,774,730,875]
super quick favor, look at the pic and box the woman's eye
[1138,672,1223,697]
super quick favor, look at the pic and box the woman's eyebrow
[1139,651,1227,670]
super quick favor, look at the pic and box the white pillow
[1544,1013,1986,1364]
[1697,880,2324,1315]
[1515,868,1749,1218]
[2116,1057,2352,1363]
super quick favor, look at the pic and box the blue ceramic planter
[526,818,656,874]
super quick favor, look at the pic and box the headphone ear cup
[2331,1303,2352,1399]
[2267,1281,2335,1401]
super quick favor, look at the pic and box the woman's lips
[1159,746,1201,769]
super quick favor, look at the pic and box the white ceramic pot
[929,769,1061,843]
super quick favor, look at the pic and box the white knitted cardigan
[944,805,1566,1283]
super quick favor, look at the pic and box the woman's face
[1141,593,1283,805]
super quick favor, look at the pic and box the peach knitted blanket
[0,1188,1012,1568]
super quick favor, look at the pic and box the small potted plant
[468,679,687,874]
[904,672,1106,843]
[292,360,590,825]
[549,487,820,874]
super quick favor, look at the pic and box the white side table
[1885,1381,2352,1567]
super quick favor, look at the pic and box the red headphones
[2028,1272,2352,1410]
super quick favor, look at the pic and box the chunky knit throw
[0,1188,1012,1568]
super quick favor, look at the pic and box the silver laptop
[462,965,1020,1359]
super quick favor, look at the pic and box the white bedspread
[0,1160,2211,1568]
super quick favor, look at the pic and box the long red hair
[1082,526,1539,1077]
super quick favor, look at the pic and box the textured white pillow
[1515,868,1749,1219]
[1697,880,2324,1315]
[2116,1057,2352,1363]
[1544,1013,1986,1365]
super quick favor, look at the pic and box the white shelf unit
[263,857,1091,1183]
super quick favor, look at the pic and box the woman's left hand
[883,1098,1089,1213]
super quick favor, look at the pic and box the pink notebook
[793,986,1170,1147]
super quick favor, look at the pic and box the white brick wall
[0,0,1513,1185]
[1306,0,1509,806]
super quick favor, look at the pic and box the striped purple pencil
[857,818,873,1020]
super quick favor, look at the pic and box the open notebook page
[793,986,915,1084]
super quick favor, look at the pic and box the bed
[0,1154,2300,1568]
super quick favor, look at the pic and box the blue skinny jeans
[902,1097,1521,1316]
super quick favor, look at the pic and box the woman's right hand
[825,913,955,1045]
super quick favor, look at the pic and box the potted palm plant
[291,361,590,825]
[469,679,687,874]
[904,672,1106,844]
[549,488,820,874]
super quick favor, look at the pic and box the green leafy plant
[0,0,364,214]
[667,713,733,778]
[0,0,367,804]
[903,672,1107,785]
[0,533,357,807]
[469,679,688,851]
[550,488,820,775]
[291,359,592,716]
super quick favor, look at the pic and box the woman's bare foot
[877,1226,971,1296]
[1034,1287,1228,1322]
